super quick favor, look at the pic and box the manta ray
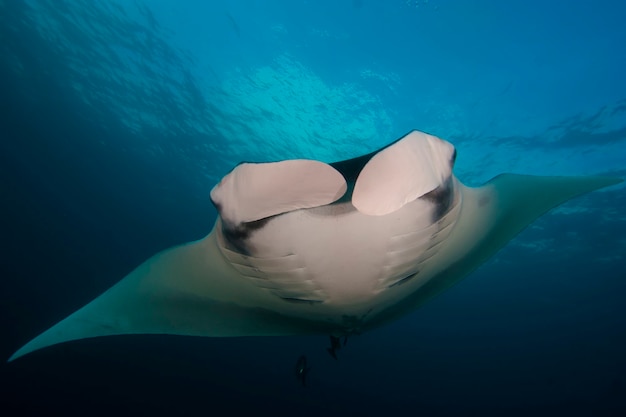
[8,130,622,361]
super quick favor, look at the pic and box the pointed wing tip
[490,173,623,192]
[7,343,34,362]
[570,175,623,192]
[5,307,112,363]
[604,176,624,186]
[7,332,61,362]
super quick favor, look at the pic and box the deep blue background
[1,1,625,416]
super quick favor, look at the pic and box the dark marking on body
[389,272,418,288]
[280,297,324,305]
[450,148,457,165]
[422,177,455,221]
[222,217,273,255]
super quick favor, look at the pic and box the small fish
[295,355,310,387]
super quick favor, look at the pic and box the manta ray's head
[210,131,458,253]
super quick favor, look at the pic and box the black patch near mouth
[422,177,455,221]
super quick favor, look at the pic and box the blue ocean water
[1,0,625,415]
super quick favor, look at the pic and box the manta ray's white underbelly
[216,192,461,321]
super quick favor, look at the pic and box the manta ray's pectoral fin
[457,174,624,283]
[419,174,621,307]
[370,173,623,326]
[474,173,622,257]
[8,234,329,362]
